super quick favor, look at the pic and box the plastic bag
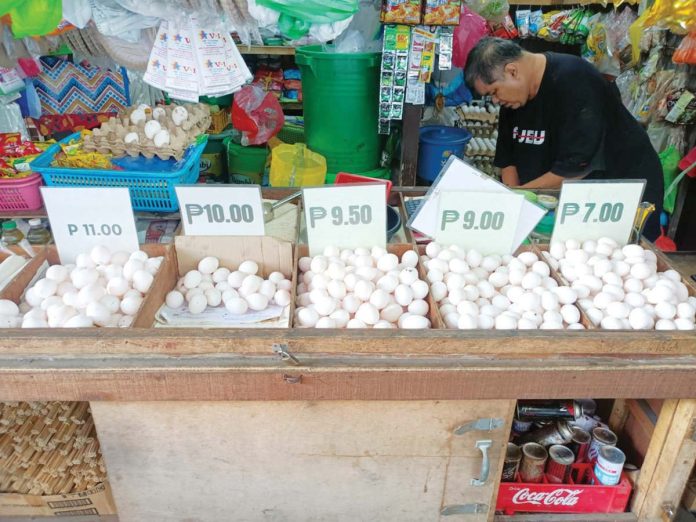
[232,85,285,146]
[62,0,92,29]
[453,7,490,69]
[466,0,509,23]
[329,0,381,51]
[257,0,358,39]
[529,9,543,36]
[516,9,531,38]
[6,0,63,38]
[659,146,681,213]
[673,33,696,64]
[90,0,160,44]
[247,0,280,28]
[640,0,696,34]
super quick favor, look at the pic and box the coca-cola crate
[497,463,632,515]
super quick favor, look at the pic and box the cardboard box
[0,482,116,517]
[139,235,296,327]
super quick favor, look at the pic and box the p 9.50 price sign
[175,185,265,236]
[303,184,386,255]
[552,180,645,246]
[435,191,524,254]
[41,187,140,263]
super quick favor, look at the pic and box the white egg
[621,244,644,258]
[480,256,500,273]
[0,299,19,316]
[297,257,311,273]
[540,321,564,330]
[521,272,542,290]
[602,272,624,288]
[408,299,429,316]
[47,305,76,327]
[394,284,414,307]
[75,253,96,269]
[346,318,367,328]
[401,250,419,268]
[245,293,268,312]
[456,301,478,317]
[491,294,511,311]
[269,289,290,307]
[429,282,447,302]
[472,314,492,329]
[655,302,677,320]
[426,269,444,284]
[315,317,337,328]
[98,295,120,314]
[600,316,624,330]
[529,261,550,278]
[237,260,259,276]
[630,263,652,280]
[107,277,130,297]
[517,251,538,267]
[314,296,337,317]
[329,309,350,328]
[560,304,581,324]
[595,243,614,257]
[45,265,69,283]
[376,253,398,272]
[201,289,221,308]
[241,275,263,295]
[555,287,578,305]
[624,278,643,294]
[123,259,145,281]
[495,314,518,329]
[655,318,676,330]
[477,281,496,299]
[369,289,390,310]
[454,313,476,329]
[603,285,625,302]
[438,249,454,262]
[674,318,694,330]
[375,303,400,323]
[258,281,276,301]
[41,295,64,312]
[132,270,154,294]
[355,303,379,325]
[352,280,374,302]
[592,259,613,278]
[571,283,591,299]
[373,320,394,329]
[340,294,360,314]
[88,245,111,266]
[85,302,111,327]
[63,314,94,328]
[186,294,207,315]
[424,242,441,258]
[62,292,79,308]
[627,308,654,330]
[34,279,58,299]
[677,302,695,320]
[488,271,508,289]
[77,284,105,308]
[22,316,48,328]
[197,256,219,275]
[446,258,467,275]
[400,314,429,329]
[625,292,646,309]
[410,279,429,300]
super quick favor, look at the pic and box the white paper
[166,23,199,92]
[407,156,546,251]
[155,303,289,328]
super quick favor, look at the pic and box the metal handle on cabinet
[471,440,492,486]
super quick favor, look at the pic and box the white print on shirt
[512,126,546,145]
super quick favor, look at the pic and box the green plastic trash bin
[295,45,382,174]
[224,138,269,185]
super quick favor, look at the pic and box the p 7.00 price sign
[303,184,386,255]
[552,180,645,246]
[41,187,140,263]
[435,191,524,254]
[175,185,265,236]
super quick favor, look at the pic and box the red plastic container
[334,172,392,202]
[0,173,44,211]
[497,463,632,515]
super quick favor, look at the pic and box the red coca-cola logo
[511,488,583,506]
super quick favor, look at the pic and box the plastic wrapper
[247,0,280,28]
[452,7,490,69]
[673,33,696,64]
[516,9,530,38]
[62,0,92,29]
[89,0,160,44]
[424,0,461,26]
[640,0,696,34]
[231,85,285,146]
[329,0,381,51]
[467,0,508,23]
[660,146,681,213]
[6,0,63,38]
[529,9,543,36]
[0,103,29,141]
[258,0,358,39]
[380,0,422,24]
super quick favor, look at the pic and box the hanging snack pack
[423,0,461,26]
[379,24,411,134]
[406,27,438,105]
[381,0,423,25]
[439,27,454,70]
[516,9,531,38]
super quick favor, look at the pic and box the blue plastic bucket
[417,126,472,182]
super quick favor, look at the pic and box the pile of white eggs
[544,238,696,330]
[5,246,163,328]
[165,257,292,315]
[295,246,431,329]
[423,242,584,330]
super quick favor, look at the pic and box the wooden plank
[1,355,695,401]
[608,399,630,435]
[0,327,693,357]
[400,104,422,186]
[637,399,696,520]
[91,400,512,521]
[237,45,295,55]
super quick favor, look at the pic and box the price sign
[552,180,645,245]
[41,187,139,263]
[435,191,524,254]
[303,184,386,255]
[175,185,264,236]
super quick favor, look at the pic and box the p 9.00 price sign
[435,191,524,254]
[41,187,140,263]
[552,180,645,246]
[175,185,265,236]
[303,184,386,255]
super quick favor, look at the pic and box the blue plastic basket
[31,133,208,212]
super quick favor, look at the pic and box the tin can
[516,400,583,421]
[512,417,534,434]
[593,446,626,485]
[623,463,640,485]
[567,426,592,463]
[520,420,574,446]
[546,445,575,484]
[570,414,602,433]
[588,427,618,461]
[502,443,522,482]
[577,398,597,416]
[520,442,548,483]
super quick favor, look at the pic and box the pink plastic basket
[0,173,44,211]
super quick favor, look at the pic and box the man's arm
[519,171,587,189]
[500,166,520,187]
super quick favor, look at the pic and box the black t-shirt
[494,52,664,210]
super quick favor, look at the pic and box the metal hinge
[454,418,504,435]
[272,343,301,365]
[662,501,676,520]
[441,504,488,516]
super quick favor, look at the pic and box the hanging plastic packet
[379,25,411,133]
[516,9,531,39]
[529,9,543,37]
[439,27,454,70]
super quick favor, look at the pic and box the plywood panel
[91,400,513,522]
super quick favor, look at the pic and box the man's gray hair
[465,37,524,86]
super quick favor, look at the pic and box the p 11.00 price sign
[552,180,645,246]
[41,187,140,263]
[303,184,386,255]
[435,191,524,255]
[175,185,265,236]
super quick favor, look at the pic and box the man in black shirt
[465,37,664,239]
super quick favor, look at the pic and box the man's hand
[500,166,520,187]
[519,171,586,189]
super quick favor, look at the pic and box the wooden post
[399,103,422,186]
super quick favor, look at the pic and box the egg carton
[82,104,211,161]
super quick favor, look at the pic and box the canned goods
[588,427,618,461]
[546,445,575,484]
[520,442,548,483]
[516,400,583,421]
[502,443,522,482]
[567,426,591,463]
[520,420,574,446]
[577,398,597,416]
[593,446,626,485]
[513,417,534,433]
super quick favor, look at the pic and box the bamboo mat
[0,402,108,496]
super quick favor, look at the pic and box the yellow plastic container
[269,143,327,187]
